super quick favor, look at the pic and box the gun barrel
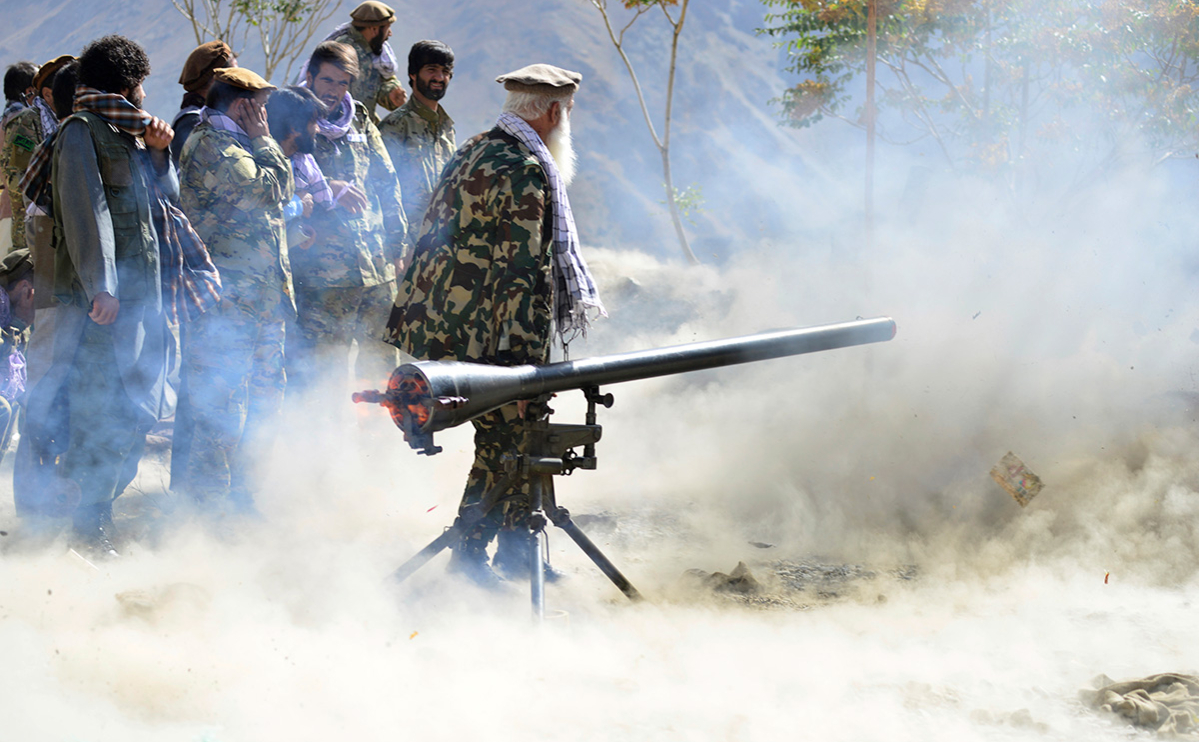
[361,317,895,453]
[525,316,895,395]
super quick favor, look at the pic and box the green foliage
[760,0,1199,171]
[662,184,705,224]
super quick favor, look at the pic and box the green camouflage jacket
[178,124,295,300]
[379,97,455,246]
[2,107,44,250]
[331,26,403,122]
[301,100,406,289]
[383,128,553,366]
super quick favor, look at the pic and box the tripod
[390,387,643,619]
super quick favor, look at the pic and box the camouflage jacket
[379,97,455,246]
[383,128,553,366]
[179,124,295,300]
[301,100,406,289]
[2,107,44,250]
[331,26,403,122]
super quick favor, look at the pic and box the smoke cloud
[5,3,1199,739]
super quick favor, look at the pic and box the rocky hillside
[0,0,820,261]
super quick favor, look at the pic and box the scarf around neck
[495,111,605,344]
[200,106,252,148]
[20,85,220,323]
[315,91,355,140]
[32,96,58,138]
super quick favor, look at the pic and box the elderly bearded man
[383,64,605,587]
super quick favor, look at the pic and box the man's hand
[393,255,409,277]
[143,117,174,151]
[89,292,119,325]
[300,192,314,218]
[388,87,407,108]
[329,179,368,214]
[231,98,269,139]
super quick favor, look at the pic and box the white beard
[545,114,577,186]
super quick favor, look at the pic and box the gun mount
[354,316,897,619]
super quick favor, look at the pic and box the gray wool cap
[495,64,582,93]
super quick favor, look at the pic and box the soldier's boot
[492,528,566,583]
[447,537,507,590]
[70,500,120,560]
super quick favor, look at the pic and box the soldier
[1,62,36,231]
[266,85,332,248]
[295,41,406,391]
[325,1,406,121]
[171,41,237,168]
[26,35,178,556]
[383,64,605,586]
[2,55,72,253]
[1,62,36,128]
[379,40,455,246]
[178,67,293,513]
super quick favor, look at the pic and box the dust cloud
[5,78,1199,742]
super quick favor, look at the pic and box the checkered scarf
[33,96,58,138]
[200,107,252,148]
[495,111,605,344]
[19,86,220,323]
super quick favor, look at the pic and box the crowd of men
[0,0,604,589]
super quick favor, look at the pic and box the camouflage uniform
[330,26,403,122]
[1,107,44,251]
[384,127,554,548]
[297,100,406,388]
[378,97,455,246]
[178,122,294,506]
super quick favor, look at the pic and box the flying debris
[990,452,1043,507]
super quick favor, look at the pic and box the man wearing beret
[2,55,71,253]
[383,64,605,586]
[178,66,294,513]
[379,40,456,247]
[24,35,178,556]
[293,41,406,392]
[171,41,236,168]
[325,0,406,122]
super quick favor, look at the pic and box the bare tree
[171,0,341,82]
[589,0,699,265]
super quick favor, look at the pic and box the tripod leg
[551,510,643,602]
[529,476,548,621]
[390,523,462,584]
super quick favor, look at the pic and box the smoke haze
[4,0,1199,739]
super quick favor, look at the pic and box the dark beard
[416,77,445,102]
[126,89,145,109]
[369,33,385,56]
[296,129,316,154]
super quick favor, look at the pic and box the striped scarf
[19,86,221,323]
[200,107,252,148]
[495,112,605,344]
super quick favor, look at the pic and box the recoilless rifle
[354,317,897,619]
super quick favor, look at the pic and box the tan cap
[179,41,235,92]
[33,55,74,91]
[350,1,395,25]
[495,64,582,93]
[212,67,276,92]
[0,249,33,288]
